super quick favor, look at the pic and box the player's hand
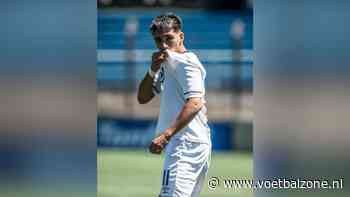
[150,50,168,72]
[149,133,169,154]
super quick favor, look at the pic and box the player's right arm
[137,50,167,104]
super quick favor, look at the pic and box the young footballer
[137,13,211,197]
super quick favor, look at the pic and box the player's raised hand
[149,133,169,154]
[150,50,168,72]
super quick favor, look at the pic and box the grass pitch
[98,148,252,197]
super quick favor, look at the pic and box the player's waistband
[171,135,211,145]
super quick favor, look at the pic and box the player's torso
[157,58,186,128]
[156,51,211,144]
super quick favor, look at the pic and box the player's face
[152,29,184,52]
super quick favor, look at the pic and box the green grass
[98,148,252,197]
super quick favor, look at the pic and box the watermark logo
[208,177,220,190]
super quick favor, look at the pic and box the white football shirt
[152,50,211,144]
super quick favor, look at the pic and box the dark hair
[149,13,183,34]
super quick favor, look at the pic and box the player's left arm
[165,97,203,137]
[149,97,203,154]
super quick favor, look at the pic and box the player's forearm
[164,97,203,139]
[137,73,154,104]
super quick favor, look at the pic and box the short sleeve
[176,63,204,100]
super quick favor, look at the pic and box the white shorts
[159,138,211,197]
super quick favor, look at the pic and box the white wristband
[148,67,156,78]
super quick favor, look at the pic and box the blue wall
[98,10,253,49]
[97,10,253,91]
